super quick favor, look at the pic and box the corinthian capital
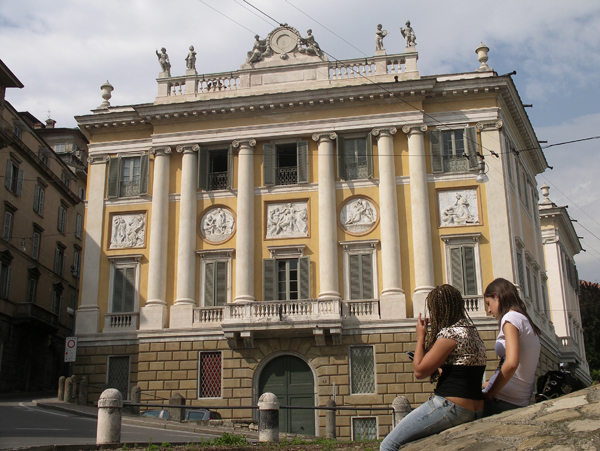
[475,120,503,131]
[149,146,172,157]
[401,124,428,135]
[175,143,200,154]
[232,139,257,148]
[312,132,337,143]
[372,127,398,138]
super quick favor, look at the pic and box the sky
[1,0,599,282]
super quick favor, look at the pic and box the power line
[198,0,258,35]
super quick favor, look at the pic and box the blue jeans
[380,396,483,451]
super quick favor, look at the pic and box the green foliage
[160,443,171,448]
[579,281,600,372]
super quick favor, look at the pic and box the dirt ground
[110,439,380,451]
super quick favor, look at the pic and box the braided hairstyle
[424,285,471,382]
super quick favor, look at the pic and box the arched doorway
[258,355,315,436]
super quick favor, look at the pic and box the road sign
[64,337,77,363]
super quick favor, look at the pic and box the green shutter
[361,254,373,299]
[365,133,374,178]
[349,254,360,300]
[16,169,24,196]
[263,258,277,301]
[464,127,478,170]
[4,161,12,190]
[298,256,310,300]
[204,262,215,306]
[112,268,124,312]
[297,141,309,184]
[5,266,11,299]
[216,261,227,306]
[38,189,44,215]
[139,154,149,195]
[227,145,234,189]
[337,136,347,180]
[198,147,209,191]
[429,130,444,173]
[462,246,478,295]
[107,157,120,198]
[263,144,276,186]
[33,185,40,213]
[450,247,464,294]
[124,267,135,311]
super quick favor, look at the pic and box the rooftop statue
[185,45,197,71]
[156,47,171,76]
[246,35,270,64]
[375,24,387,51]
[299,29,322,57]
[400,20,416,47]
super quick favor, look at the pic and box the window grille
[350,346,375,394]
[276,166,298,185]
[352,417,377,441]
[107,355,130,401]
[199,351,222,398]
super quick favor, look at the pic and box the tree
[579,280,600,381]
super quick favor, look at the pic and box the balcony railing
[276,167,297,185]
[119,178,141,197]
[464,296,487,317]
[208,171,229,190]
[13,302,59,329]
[343,300,380,322]
[346,163,369,180]
[193,306,224,326]
[104,312,139,333]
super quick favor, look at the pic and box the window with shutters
[2,206,15,242]
[263,245,310,301]
[198,147,233,191]
[38,149,49,166]
[33,184,45,216]
[4,160,23,196]
[341,240,379,301]
[525,264,532,300]
[54,243,66,277]
[107,355,130,401]
[13,125,22,139]
[442,234,482,297]
[198,351,222,398]
[430,127,478,174]
[73,248,81,276]
[26,266,40,303]
[57,204,67,234]
[32,227,42,260]
[51,290,63,319]
[107,155,149,198]
[108,256,141,314]
[75,214,83,239]
[337,134,373,180]
[263,141,309,186]
[350,346,376,394]
[61,172,70,189]
[199,250,233,307]
[501,133,514,183]
[0,261,12,300]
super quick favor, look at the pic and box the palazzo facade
[73,26,589,439]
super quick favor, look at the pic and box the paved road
[0,399,219,449]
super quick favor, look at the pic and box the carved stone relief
[340,197,378,235]
[200,207,236,243]
[110,213,146,249]
[266,201,309,239]
[438,189,480,227]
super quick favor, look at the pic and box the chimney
[45,118,56,129]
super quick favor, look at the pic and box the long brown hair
[484,278,541,336]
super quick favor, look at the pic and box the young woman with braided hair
[482,278,541,416]
[380,285,487,451]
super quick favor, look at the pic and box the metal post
[97,389,122,445]
[258,392,279,442]
[326,399,336,439]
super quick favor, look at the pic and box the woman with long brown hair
[380,285,486,451]
[482,278,541,416]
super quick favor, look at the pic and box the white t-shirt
[484,311,541,406]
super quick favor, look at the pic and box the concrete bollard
[72,376,78,404]
[64,376,74,404]
[130,386,141,415]
[78,376,88,405]
[58,376,66,401]
[258,392,279,443]
[97,388,123,445]
[326,399,336,439]
[392,396,412,427]
[168,393,186,422]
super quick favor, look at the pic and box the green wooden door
[258,355,314,435]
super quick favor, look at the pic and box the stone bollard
[58,376,66,401]
[97,389,123,445]
[168,393,186,422]
[78,376,88,405]
[258,392,279,443]
[326,399,336,439]
[72,376,78,404]
[130,386,141,415]
[64,376,74,404]
[392,396,412,427]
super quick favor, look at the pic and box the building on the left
[0,59,87,392]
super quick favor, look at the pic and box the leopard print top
[437,319,487,366]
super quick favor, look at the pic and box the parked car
[140,408,221,421]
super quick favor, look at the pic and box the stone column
[312,133,341,301]
[403,124,435,317]
[75,156,108,334]
[373,127,406,319]
[233,139,256,302]
[171,144,199,328]
[140,147,171,330]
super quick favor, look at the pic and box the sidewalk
[32,399,260,440]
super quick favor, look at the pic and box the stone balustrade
[103,312,139,332]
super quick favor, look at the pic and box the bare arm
[483,322,520,400]
[413,314,456,379]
